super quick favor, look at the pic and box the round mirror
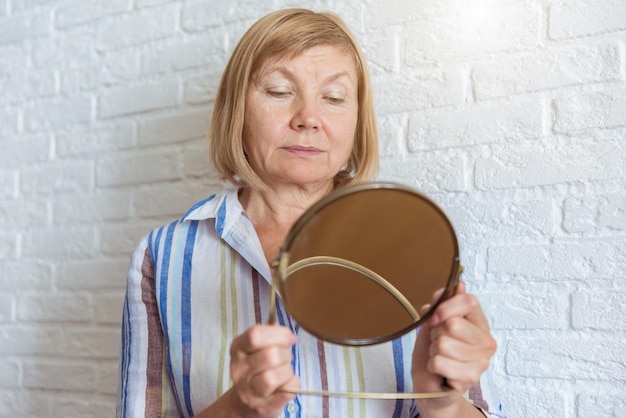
[272,182,462,346]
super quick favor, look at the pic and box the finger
[231,343,294,385]
[428,354,489,393]
[429,324,495,362]
[430,293,490,332]
[430,316,490,346]
[247,362,298,397]
[231,325,296,355]
[424,282,463,325]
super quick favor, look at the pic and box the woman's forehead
[253,45,358,79]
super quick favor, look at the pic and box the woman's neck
[239,182,333,262]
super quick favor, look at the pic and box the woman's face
[243,45,359,190]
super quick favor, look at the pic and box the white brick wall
[0,0,624,416]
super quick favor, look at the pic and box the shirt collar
[180,185,241,223]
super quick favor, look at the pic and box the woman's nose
[291,97,320,131]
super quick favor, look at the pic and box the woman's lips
[282,145,323,155]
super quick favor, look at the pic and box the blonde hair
[209,8,378,190]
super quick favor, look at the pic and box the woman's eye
[267,89,290,97]
[326,95,345,104]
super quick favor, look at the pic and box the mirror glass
[272,182,462,346]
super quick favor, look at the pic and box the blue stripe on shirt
[181,220,199,417]
[160,221,185,413]
[120,295,130,417]
[392,338,405,418]
[216,198,228,235]
[181,194,216,221]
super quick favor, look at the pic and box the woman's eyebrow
[260,66,354,84]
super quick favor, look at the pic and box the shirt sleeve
[468,371,507,418]
[116,237,183,418]
[414,372,507,418]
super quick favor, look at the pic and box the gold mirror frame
[268,182,462,399]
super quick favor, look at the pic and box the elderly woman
[117,8,502,418]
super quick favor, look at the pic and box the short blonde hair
[209,8,378,190]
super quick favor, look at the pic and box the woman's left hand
[411,281,497,408]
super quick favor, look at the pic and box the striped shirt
[116,186,505,418]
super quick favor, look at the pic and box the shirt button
[287,403,298,414]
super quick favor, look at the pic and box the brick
[58,63,98,95]
[17,293,91,322]
[0,196,50,229]
[53,191,130,224]
[97,360,120,395]
[359,26,398,75]
[138,107,211,146]
[98,80,179,119]
[409,99,543,151]
[472,42,621,99]
[373,68,464,114]
[363,0,432,26]
[379,151,467,193]
[132,181,215,219]
[487,240,626,280]
[0,232,17,259]
[577,393,626,417]
[181,0,271,32]
[61,51,139,93]
[181,142,218,179]
[52,395,116,417]
[57,259,128,290]
[553,84,626,133]
[480,284,568,330]
[405,3,539,64]
[377,114,407,157]
[550,0,626,40]
[56,122,135,157]
[11,0,54,12]
[506,337,625,380]
[96,6,177,51]
[24,96,93,131]
[22,227,97,259]
[93,292,126,324]
[0,12,50,44]
[136,0,172,6]
[184,71,222,104]
[445,197,556,241]
[572,289,626,330]
[500,386,566,418]
[564,193,626,233]
[97,148,180,187]
[64,328,121,359]
[0,359,19,388]
[0,107,19,135]
[141,37,225,75]
[1,262,53,290]
[22,361,96,392]
[475,137,623,189]
[32,26,94,68]
[0,170,17,198]
[0,389,51,417]
[0,44,30,75]
[0,293,14,322]
[0,70,57,105]
[100,223,155,257]
[0,134,51,169]
[0,326,65,355]
[21,161,94,196]
[55,0,128,29]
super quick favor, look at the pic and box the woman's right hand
[227,324,299,418]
